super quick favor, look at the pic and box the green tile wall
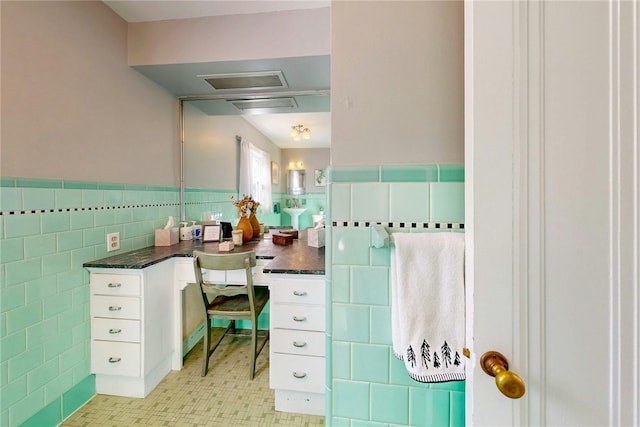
[0,177,179,427]
[1,178,293,426]
[326,164,465,427]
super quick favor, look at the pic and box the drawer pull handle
[293,341,307,348]
[108,328,122,334]
[292,316,307,322]
[108,306,122,312]
[292,371,307,379]
[108,357,122,363]
[107,283,121,288]
[293,290,307,296]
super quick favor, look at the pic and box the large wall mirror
[131,55,331,228]
[180,93,331,229]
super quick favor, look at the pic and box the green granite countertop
[83,236,325,275]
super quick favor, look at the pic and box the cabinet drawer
[91,341,140,377]
[271,329,325,357]
[225,268,251,284]
[90,274,140,296]
[274,390,325,416]
[91,296,140,320]
[175,261,195,282]
[178,260,267,285]
[270,353,325,393]
[91,318,140,343]
[270,303,325,331]
[176,261,228,283]
[270,278,325,305]
[225,267,261,284]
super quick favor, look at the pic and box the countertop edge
[83,240,325,275]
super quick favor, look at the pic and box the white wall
[128,8,330,65]
[0,1,179,186]
[330,1,464,166]
[183,102,283,191]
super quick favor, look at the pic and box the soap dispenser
[179,222,193,241]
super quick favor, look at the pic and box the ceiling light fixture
[291,124,311,141]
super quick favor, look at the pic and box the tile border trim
[0,203,180,216]
[331,221,464,229]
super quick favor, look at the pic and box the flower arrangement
[231,194,260,217]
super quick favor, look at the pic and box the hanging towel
[391,232,465,383]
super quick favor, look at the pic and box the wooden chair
[193,250,269,379]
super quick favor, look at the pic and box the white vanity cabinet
[268,275,326,416]
[88,261,174,398]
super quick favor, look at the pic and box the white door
[466,1,639,426]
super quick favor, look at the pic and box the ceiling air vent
[199,71,288,91]
[228,97,298,111]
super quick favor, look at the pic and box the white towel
[391,232,465,383]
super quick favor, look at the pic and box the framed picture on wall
[314,169,327,186]
[271,161,279,185]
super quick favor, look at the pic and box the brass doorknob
[480,351,526,399]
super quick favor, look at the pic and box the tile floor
[62,329,325,426]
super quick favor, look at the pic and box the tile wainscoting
[1,167,461,427]
[326,164,465,427]
[0,179,280,426]
[0,178,182,426]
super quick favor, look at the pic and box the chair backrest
[192,250,258,311]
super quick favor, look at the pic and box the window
[239,139,272,213]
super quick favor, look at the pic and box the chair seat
[207,287,269,313]
[193,250,269,379]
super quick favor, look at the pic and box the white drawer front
[91,341,141,377]
[178,260,267,285]
[270,303,325,331]
[225,268,250,284]
[91,274,140,296]
[91,318,140,343]
[274,390,325,416]
[253,260,269,285]
[175,261,195,282]
[270,278,325,305]
[91,296,140,320]
[177,261,227,283]
[271,329,325,357]
[270,353,325,393]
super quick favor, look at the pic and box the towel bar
[365,222,465,248]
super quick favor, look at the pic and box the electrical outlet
[107,232,120,252]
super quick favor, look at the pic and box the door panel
[467,1,639,425]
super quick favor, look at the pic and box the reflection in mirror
[182,94,330,230]
[287,170,306,195]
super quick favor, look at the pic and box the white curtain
[239,138,252,199]
[238,137,272,213]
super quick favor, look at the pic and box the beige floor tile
[62,328,325,427]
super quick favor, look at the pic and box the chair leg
[250,322,258,380]
[201,318,211,377]
[202,321,233,377]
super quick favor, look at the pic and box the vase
[236,215,253,242]
[249,212,260,238]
